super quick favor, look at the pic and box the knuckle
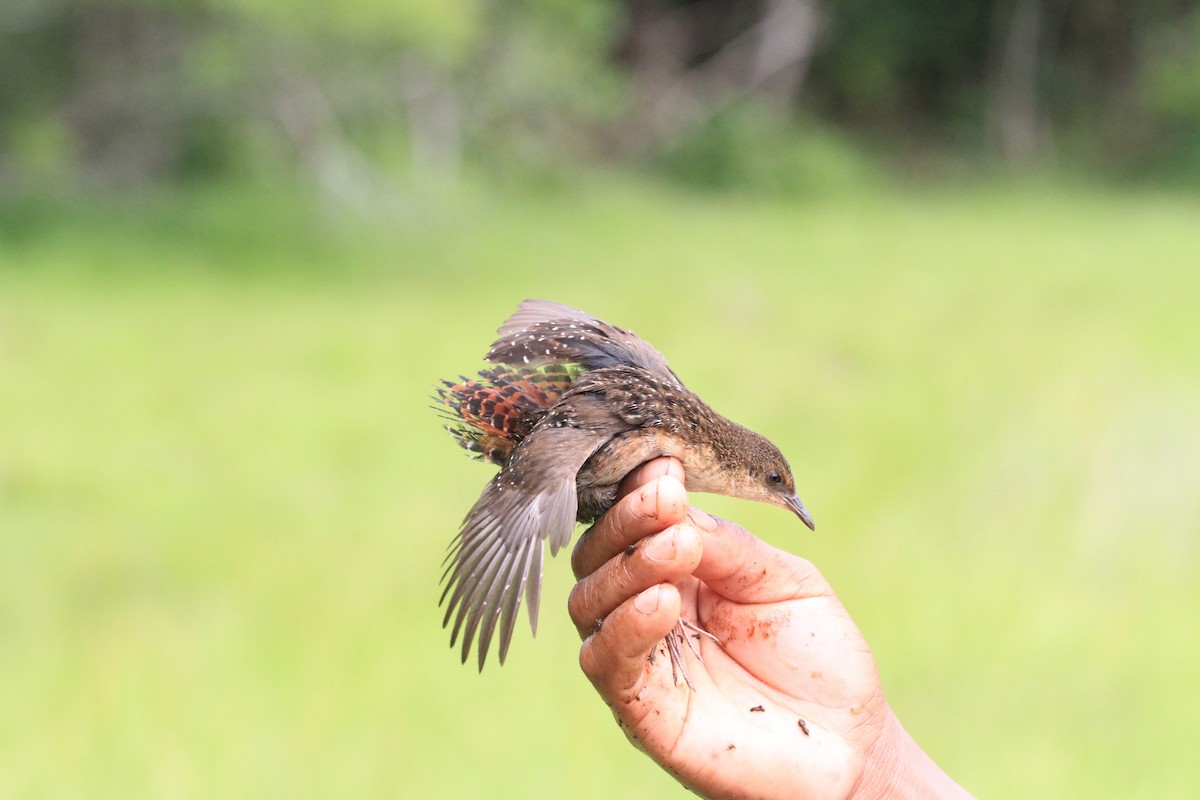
[569,536,589,578]
[613,556,640,589]
[578,638,604,683]
[565,580,592,624]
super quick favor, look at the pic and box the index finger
[570,463,688,580]
[616,456,685,500]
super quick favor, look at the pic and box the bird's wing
[486,299,680,382]
[440,423,614,670]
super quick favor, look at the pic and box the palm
[617,534,887,800]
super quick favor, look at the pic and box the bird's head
[688,425,815,530]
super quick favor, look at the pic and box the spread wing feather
[486,299,680,383]
[440,424,613,669]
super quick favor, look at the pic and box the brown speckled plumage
[436,300,814,672]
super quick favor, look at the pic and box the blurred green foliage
[3,0,1200,194]
[1139,6,1200,177]
[2,175,1199,797]
[0,0,621,190]
[659,105,878,194]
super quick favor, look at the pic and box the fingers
[617,456,685,501]
[691,511,834,604]
[571,465,689,580]
[568,518,702,638]
[578,584,681,702]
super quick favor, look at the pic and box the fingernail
[688,509,718,531]
[634,585,661,614]
[643,528,677,562]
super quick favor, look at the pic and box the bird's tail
[433,364,579,466]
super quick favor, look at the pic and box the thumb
[689,510,833,604]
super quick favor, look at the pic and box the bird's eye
[767,471,783,485]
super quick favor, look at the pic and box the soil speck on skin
[798,719,810,736]
[726,744,736,751]
[749,705,764,713]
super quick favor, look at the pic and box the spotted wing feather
[486,299,680,383]
[440,424,614,669]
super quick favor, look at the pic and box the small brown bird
[435,300,814,673]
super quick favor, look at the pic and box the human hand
[568,457,971,800]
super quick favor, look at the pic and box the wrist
[846,707,973,800]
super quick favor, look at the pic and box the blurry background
[2,1,1199,798]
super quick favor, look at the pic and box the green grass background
[2,177,1199,798]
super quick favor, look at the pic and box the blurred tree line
[2,0,1199,199]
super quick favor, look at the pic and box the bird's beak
[784,494,816,531]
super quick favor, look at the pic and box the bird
[434,299,814,677]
